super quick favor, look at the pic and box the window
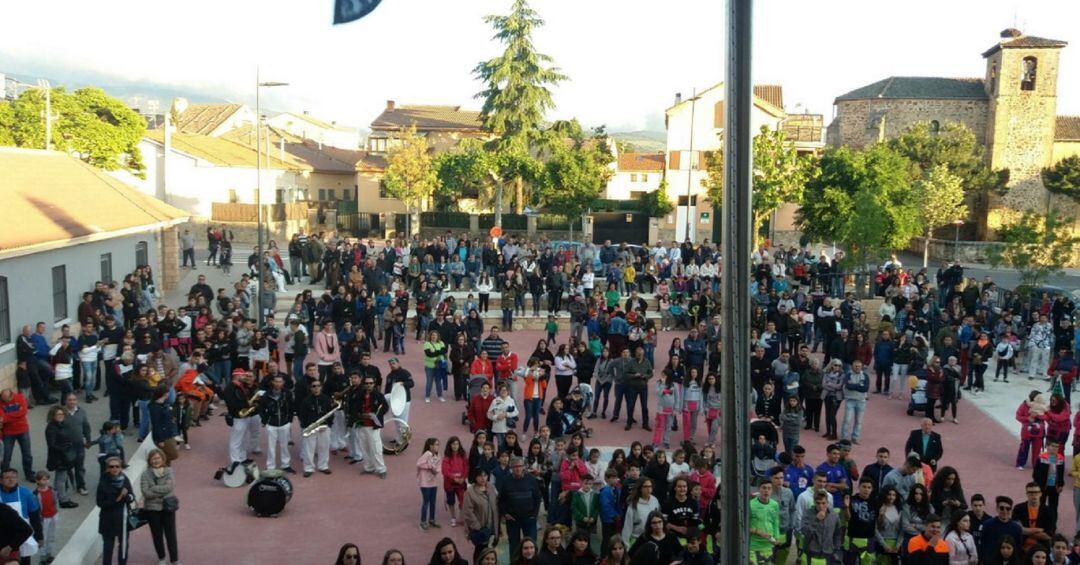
[0,276,9,346]
[51,266,67,322]
[1021,57,1037,91]
[641,174,649,183]
[369,137,388,153]
[100,253,113,284]
[342,189,352,201]
[318,189,327,201]
[275,189,285,204]
[630,173,638,182]
[929,120,940,135]
[135,241,149,267]
[228,189,239,203]
[378,179,390,199]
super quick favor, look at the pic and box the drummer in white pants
[384,358,414,443]
[225,369,261,465]
[261,375,296,473]
[353,375,388,478]
[342,372,364,462]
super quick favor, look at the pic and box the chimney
[303,110,310,115]
[675,93,682,105]
[386,100,396,111]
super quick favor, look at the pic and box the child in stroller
[563,385,594,438]
[906,371,928,416]
[750,419,779,485]
[460,374,493,426]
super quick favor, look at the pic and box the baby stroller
[461,374,492,426]
[906,375,928,416]
[749,419,779,485]
[564,384,595,438]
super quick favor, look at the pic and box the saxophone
[237,389,264,418]
[302,400,342,438]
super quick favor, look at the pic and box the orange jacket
[523,369,548,401]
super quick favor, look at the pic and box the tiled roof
[277,112,352,132]
[1056,116,1080,141]
[617,152,665,172]
[219,125,359,173]
[145,130,309,170]
[0,147,188,253]
[370,104,484,131]
[753,85,784,110]
[835,77,988,102]
[356,152,388,173]
[174,103,246,136]
[982,34,1068,58]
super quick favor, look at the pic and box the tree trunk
[495,183,504,227]
[514,177,524,214]
[923,228,931,268]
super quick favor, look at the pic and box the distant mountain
[610,130,666,153]
[1,67,230,113]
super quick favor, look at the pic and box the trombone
[302,401,342,438]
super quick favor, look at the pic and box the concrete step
[273,286,659,311]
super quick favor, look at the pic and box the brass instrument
[333,384,356,402]
[301,401,342,438]
[238,389,264,418]
[382,419,412,455]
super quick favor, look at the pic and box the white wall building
[605,152,665,200]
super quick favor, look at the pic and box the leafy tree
[474,0,566,218]
[796,144,919,268]
[1042,155,1080,205]
[382,125,440,235]
[0,86,147,177]
[914,164,968,267]
[700,126,810,241]
[987,210,1080,287]
[643,177,675,217]
[889,121,1008,237]
[434,139,495,211]
[536,128,613,240]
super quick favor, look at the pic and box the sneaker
[1017,466,1025,470]
[438,397,446,402]
[184,444,191,450]
[78,488,89,496]
[429,521,442,528]
[450,518,457,527]
[425,398,431,403]
[420,522,429,531]
[378,472,387,479]
[304,471,313,478]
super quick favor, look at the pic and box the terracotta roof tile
[175,103,246,136]
[1056,116,1080,141]
[753,85,784,110]
[617,152,665,172]
[0,148,188,253]
[370,104,483,131]
[145,130,310,170]
[356,152,388,172]
[219,126,359,173]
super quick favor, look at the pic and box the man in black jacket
[224,369,261,467]
[904,418,944,471]
[297,379,333,477]
[860,447,893,499]
[498,456,542,556]
[260,374,295,474]
[354,375,388,479]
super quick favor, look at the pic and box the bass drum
[382,417,412,455]
[247,474,293,516]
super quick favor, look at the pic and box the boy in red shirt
[35,470,59,563]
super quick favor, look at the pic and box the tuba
[382,382,411,455]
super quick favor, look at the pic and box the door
[591,212,650,244]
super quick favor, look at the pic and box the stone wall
[833,98,988,149]
[908,236,1080,267]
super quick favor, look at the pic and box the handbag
[127,506,148,531]
[162,494,180,512]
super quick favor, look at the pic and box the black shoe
[610,417,619,423]
[642,425,652,431]
[320,469,332,475]
[59,501,79,509]
[303,471,313,478]
[624,423,632,431]
[242,459,254,465]
[282,466,297,475]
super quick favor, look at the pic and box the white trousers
[229,416,257,463]
[330,411,348,451]
[266,423,292,469]
[301,428,330,473]
[247,417,261,453]
[357,427,386,474]
[1028,347,1052,377]
[348,427,363,460]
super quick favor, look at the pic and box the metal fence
[421,211,471,229]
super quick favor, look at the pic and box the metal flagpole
[720,0,752,563]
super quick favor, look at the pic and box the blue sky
[1,0,1077,132]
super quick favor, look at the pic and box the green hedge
[590,198,644,212]
[537,215,583,231]
[421,211,471,229]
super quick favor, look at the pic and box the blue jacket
[148,401,178,443]
[31,334,50,359]
[608,316,629,337]
[599,484,620,524]
[873,340,895,366]
[683,338,707,367]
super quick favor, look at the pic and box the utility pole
[684,88,697,243]
[720,1,753,565]
[37,79,53,151]
[254,69,289,325]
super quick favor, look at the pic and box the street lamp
[255,69,289,325]
[952,219,964,263]
[683,88,697,243]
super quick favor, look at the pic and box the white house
[113,131,312,218]
[664,84,787,241]
[605,152,665,200]
[0,147,188,388]
[268,111,361,150]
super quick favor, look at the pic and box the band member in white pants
[297,380,333,477]
[260,374,296,473]
[384,357,414,444]
[224,369,260,465]
[343,372,364,463]
[353,375,388,478]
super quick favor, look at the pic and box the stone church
[828,29,1080,230]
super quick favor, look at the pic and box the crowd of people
[1,229,1079,565]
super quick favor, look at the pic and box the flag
[334,0,383,24]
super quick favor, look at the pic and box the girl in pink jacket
[416,438,442,530]
[441,436,469,527]
[1015,391,1047,469]
[1045,394,1071,457]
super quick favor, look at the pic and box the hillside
[610,130,666,153]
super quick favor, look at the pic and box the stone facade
[833,98,989,150]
